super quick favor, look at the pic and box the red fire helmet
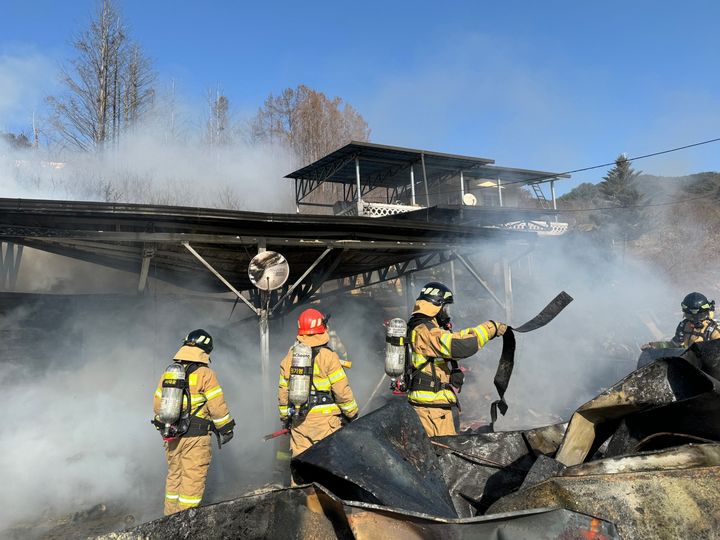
[298,308,327,335]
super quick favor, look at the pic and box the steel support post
[404,274,414,315]
[0,242,23,291]
[256,241,271,424]
[497,178,503,207]
[410,165,416,205]
[421,152,430,208]
[355,156,362,217]
[449,259,457,297]
[503,258,513,324]
[460,171,465,200]
[137,245,155,293]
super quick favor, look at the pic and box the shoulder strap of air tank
[184,362,203,377]
[182,362,205,418]
[705,320,718,341]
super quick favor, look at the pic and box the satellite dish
[248,251,290,291]
[462,193,477,206]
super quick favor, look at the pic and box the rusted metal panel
[556,357,720,466]
[488,454,720,540]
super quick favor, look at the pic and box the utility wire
[390,136,720,215]
[414,136,720,200]
[479,135,720,189]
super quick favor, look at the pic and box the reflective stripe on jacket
[153,345,234,429]
[408,300,498,407]
[278,332,358,419]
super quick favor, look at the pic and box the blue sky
[2,0,720,193]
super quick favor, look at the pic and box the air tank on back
[288,342,313,409]
[385,318,407,378]
[157,363,186,430]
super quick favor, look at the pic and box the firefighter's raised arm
[413,320,506,360]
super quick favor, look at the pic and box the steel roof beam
[16,231,488,251]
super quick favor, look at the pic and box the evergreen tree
[594,154,645,241]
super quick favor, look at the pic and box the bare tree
[250,84,370,165]
[205,88,231,146]
[47,0,154,150]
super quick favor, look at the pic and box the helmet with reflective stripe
[298,308,327,335]
[682,292,715,323]
[417,282,454,306]
[184,329,214,353]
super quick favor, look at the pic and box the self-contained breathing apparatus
[152,362,217,443]
[287,342,337,421]
[384,317,464,400]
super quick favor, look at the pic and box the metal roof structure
[0,198,526,316]
[285,141,570,208]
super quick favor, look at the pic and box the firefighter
[278,308,358,457]
[672,292,720,347]
[153,329,235,515]
[643,292,720,350]
[408,282,506,437]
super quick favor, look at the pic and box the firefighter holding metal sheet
[278,308,359,457]
[152,329,235,515]
[643,292,720,349]
[407,282,506,437]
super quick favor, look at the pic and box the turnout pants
[413,405,457,437]
[289,414,342,457]
[164,434,212,515]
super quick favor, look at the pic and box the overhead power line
[478,135,720,190]
[415,135,720,207]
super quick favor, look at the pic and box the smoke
[1,125,296,212]
[0,253,396,536]
[0,50,296,212]
[430,232,686,431]
[0,289,267,534]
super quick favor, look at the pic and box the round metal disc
[248,251,290,291]
[462,193,477,206]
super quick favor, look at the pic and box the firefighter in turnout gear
[408,282,506,437]
[673,292,720,347]
[153,329,235,515]
[643,292,720,350]
[278,308,358,457]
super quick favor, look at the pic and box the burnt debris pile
[104,341,720,540]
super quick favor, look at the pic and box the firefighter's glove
[492,321,508,337]
[220,430,234,445]
[218,420,236,446]
[346,414,358,423]
[450,368,465,390]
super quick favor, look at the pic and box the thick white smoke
[1,128,296,212]
[0,251,392,536]
[425,233,687,431]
